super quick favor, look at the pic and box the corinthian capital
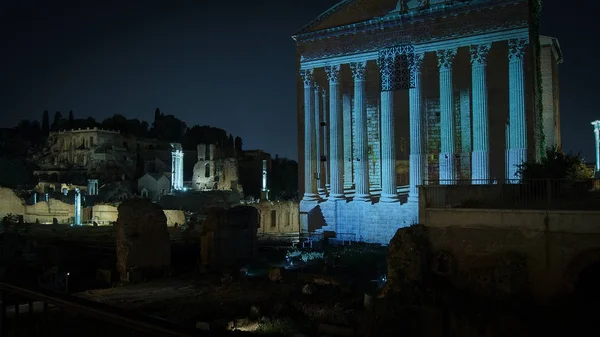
[508,38,528,62]
[436,48,457,70]
[300,69,314,87]
[350,61,367,81]
[325,65,341,84]
[470,43,491,66]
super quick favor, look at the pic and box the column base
[328,193,345,201]
[407,192,419,204]
[471,150,490,184]
[353,193,371,202]
[380,193,400,203]
[302,193,319,202]
[506,148,526,183]
[439,152,456,184]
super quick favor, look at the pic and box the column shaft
[326,65,344,200]
[377,52,399,202]
[323,90,330,192]
[471,44,491,184]
[593,122,600,172]
[342,93,353,189]
[437,49,457,185]
[409,53,424,200]
[507,39,528,182]
[350,62,370,200]
[301,69,318,200]
[314,87,325,195]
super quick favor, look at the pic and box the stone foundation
[300,199,418,244]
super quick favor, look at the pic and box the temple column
[408,53,424,202]
[378,52,399,202]
[314,86,325,196]
[342,93,354,190]
[322,89,330,193]
[437,49,457,185]
[350,61,370,201]
[325,65,344,200]
[300,69,318,201]
[470,43,492,184]
[592,120,600,173]
[507,38,529,182]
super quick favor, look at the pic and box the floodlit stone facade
[192,144,242,193]
[294,0,561,243]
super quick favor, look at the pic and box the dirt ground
[76,270,365,334]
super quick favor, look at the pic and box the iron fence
[421,179,600,210]
[0,282,244,336]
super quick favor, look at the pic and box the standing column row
[408,53,424,201]
[378,53,399,202]
[437,48,457,185]
[314,86,325,197]
[350,61,370,201]
[300,69,318,201]
[507,38,528,181]
[470,43,491,184]
[325,65,345,201]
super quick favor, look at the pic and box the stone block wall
[0,187,25,219]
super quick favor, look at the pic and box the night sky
[0,0,595,162]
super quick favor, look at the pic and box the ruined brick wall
[115,199,171,282]
[252,201,300,234]
[192,144,240,192]
[387,223,600,302]
[24,199,74,224]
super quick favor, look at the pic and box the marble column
[378,54,399,202]
[507,38,528,182]
[322,89,330,192]
[409,53,424,201]
[437,49,457,185]
[350,61,370,201]
[470,43,492,184]
[325,65,344,200]
[300,69,318,201]
[342,93,354,190]
[314,86,325,196]
[592,120,600,173]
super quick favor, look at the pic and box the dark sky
[0,0,595,162]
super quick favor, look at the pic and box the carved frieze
[378,45,415,91]
[297,1,528,61]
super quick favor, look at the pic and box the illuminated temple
[293,0,562,243]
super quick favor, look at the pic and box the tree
[51,111,62,130]
[517,146,593,181]
[227,134,234,148]
[234,136,243,152]
[41,110,49,135]
[68,110,74,128]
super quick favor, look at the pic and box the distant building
[192,144,241,193]
[138,173,170,202]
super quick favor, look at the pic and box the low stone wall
[91,204,118,223]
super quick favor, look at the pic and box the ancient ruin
[294,0,562,243]
[592,120,600,173]
[192,144,241,192]
[115,199,171,282]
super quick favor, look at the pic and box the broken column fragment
[115,199,171,282]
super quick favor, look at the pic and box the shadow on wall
[308,206,326,232]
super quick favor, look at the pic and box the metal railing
[0,282,243,336]
[421,179,600,210]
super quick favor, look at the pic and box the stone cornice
[297,0,528,62]
[299,28,528,70]
[293,0,524,42]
